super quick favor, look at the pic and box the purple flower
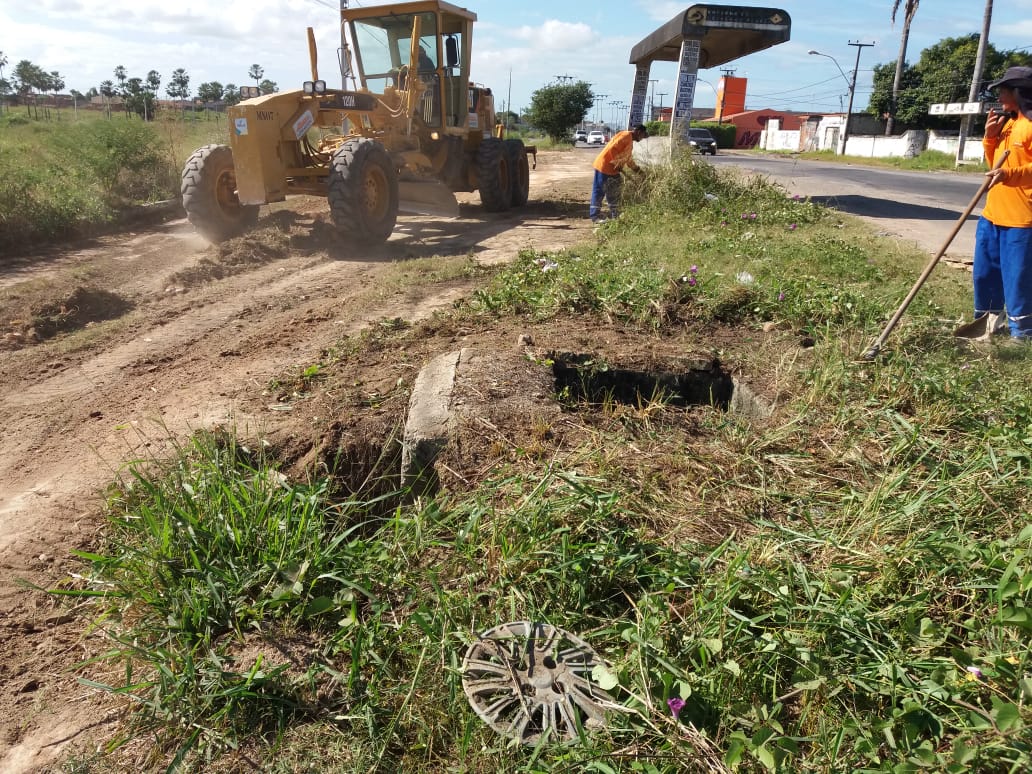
[688,276,697,287]
[689,265,698,274]
[741,213,749,220]
[668,697,686,719]
[749,213,757,220]
[792,194,801,200]
[778,291,785,301]
[720,220,728,226]
[789,223,797,231]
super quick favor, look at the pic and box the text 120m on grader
[181,1,533,245]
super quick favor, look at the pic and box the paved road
[633,138,987,264]
[710,153,983,222]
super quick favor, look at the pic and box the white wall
[927,131,986,162]
[758,120,985,163]
[759,119,802,151]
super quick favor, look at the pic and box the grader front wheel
[328,139,399,244]
[181,144,258,243]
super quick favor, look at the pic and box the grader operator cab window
[351,12,439,92]
[349,8,469,130]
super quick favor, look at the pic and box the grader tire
[504,139,530,208]
[181,144,258,243]
[328,138,398,244]
[476,138,512,212]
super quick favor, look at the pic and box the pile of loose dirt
[169,227,293,287]
[2,285,134,349]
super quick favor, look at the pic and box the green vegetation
[59,152,1032,772]
[0,110,227,251]
[868,33,1032,130]
[526,80,595,144]
[765,147,988,174]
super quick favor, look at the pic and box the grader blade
[398,179,460,218]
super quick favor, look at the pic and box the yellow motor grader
[181,1,532,244]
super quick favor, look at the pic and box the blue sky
[3,0,1032,122]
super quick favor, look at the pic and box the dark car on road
[687,128,717,155]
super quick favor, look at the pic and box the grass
[57,150,1032,772]
[769,148,988,174]
[0,108,228,251]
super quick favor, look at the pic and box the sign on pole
[928,101,995,115]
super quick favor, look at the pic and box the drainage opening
[551,352,734,409]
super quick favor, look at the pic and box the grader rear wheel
[328,138,399,244]
[476,138,512,212]
[504,139,530,207]
[181,144,258,243]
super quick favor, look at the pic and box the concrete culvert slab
[401,346,561,496]
[401,345,772,496]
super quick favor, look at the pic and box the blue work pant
[589,171,621,221]
[973,216,1032,338]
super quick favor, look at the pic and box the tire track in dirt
[0,150,593,772]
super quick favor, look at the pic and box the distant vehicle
[573,129,588,143]
[587,130,606,145]
[686,128,717,155]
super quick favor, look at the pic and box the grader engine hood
[228,90,379,205]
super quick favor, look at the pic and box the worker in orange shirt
[589,123,648,223]
[976,66,1032,339]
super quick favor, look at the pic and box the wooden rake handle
[860,149,1010,361]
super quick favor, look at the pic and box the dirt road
[0,151,595,772]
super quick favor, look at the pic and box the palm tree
[887,0,920,135]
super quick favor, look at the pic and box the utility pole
[718,67,735,123]
[840,41,875,155]
[655,92,667,123]
[956,0,994,165]
[648,79,658,121]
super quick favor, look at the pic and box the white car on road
[587,130,606,145]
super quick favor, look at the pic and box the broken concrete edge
[400,349,463,495]
[730,377,774,419]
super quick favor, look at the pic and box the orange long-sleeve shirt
[593,131,639,176]
[983,114,1032,227]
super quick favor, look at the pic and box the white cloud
[511,20,596,50]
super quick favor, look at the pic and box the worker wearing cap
[589,124,648,223]
[976,65,1032,338]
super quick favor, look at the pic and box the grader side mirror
[446,36,459,69]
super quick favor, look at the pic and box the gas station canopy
[629,5,791,68]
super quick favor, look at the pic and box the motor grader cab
[181,0,533,245]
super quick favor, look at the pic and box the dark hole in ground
[551,352,734,409]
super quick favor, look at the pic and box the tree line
[869,34,1032,131]
[0,51,278,120]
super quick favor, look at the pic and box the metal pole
[841,41,874,155]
